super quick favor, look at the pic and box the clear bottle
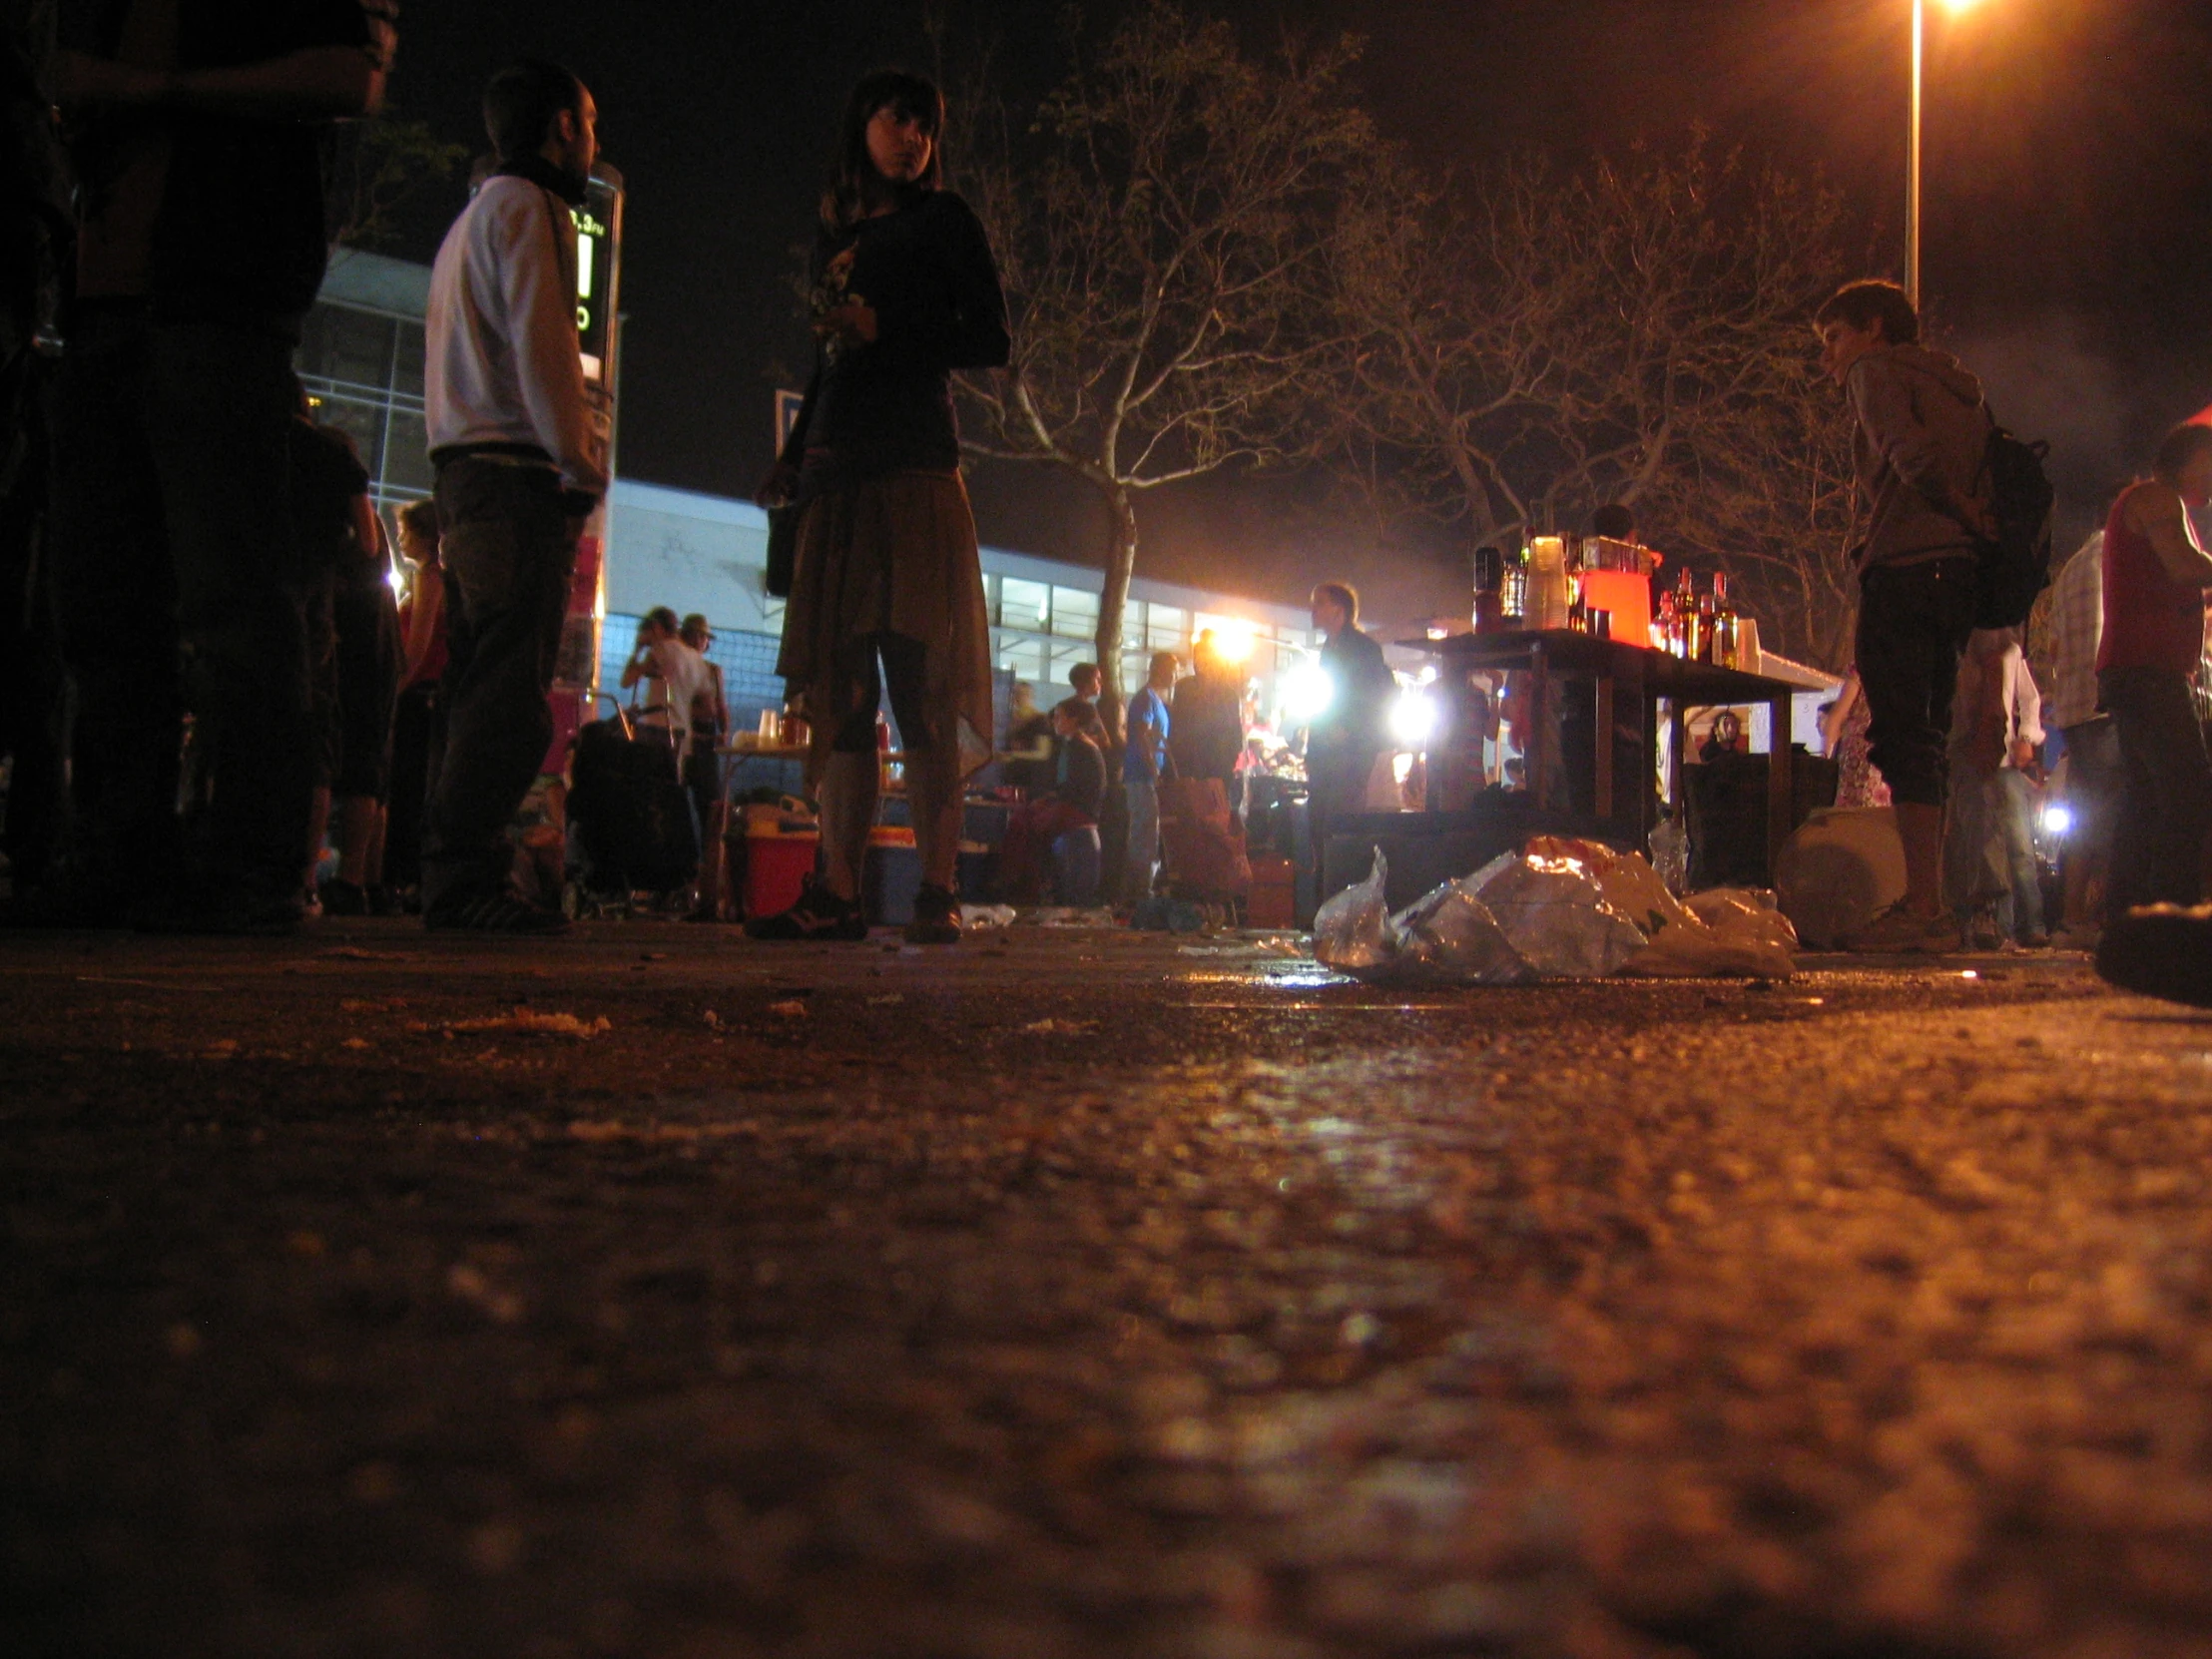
[1710,571,1736,668]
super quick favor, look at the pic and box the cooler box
[742,804,820,920]
[1248,854,1297,929]
[1577,568,1652,649]
[863,825,921,926]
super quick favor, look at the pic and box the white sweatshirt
[425,175,609,496]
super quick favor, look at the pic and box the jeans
[1855,557,1977,808]
[2101,665,2212,924]
[421,460,578,912]
[1993,767,2045,940]
[1123,777,1159,901]
[50,308,313,896]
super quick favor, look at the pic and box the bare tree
[325,111,467,253]
[1332,137,1862,668]
[954,1,1373,713]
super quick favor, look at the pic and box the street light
[1908,0,1984,306]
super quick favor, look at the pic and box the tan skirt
[776,470,995,791]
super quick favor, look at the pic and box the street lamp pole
[1907,0,1924,305]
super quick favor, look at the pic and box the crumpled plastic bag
[1316,850,1533,984]
[1313,849,1395,972]
[1524,836,1797,979]
[1387,879,1534,984]
[1465,850,1651,978]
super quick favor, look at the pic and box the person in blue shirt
[1121,651,1180,902]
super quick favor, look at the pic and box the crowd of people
[3,18,2209,976]
[1817,278,2212,973]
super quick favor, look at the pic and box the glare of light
[1391,752,1414,785]
[1388,690,1437,747]
[2039,804,2074,838]
[1936,0,1982,13]
[386,567,404,595]
[1211,622,1256,665]
[1282,664,1334,725]
[1959,970,1979,980]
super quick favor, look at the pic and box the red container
[743,832,819,919]
[1247,854,1296,929]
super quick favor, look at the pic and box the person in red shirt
[2096,421,2212,926]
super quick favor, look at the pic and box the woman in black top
[751,68,1010,944]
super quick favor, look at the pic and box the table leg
[1595,675,1615,821]
[1529,645,1553,808]
[1768,691,1794,877]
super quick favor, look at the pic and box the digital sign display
[573,172,621,384]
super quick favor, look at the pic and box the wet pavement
[5,922,2211,1658]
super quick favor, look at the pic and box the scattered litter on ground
[1317,839,1797,985]
[768,1000,809,1019]
[1020,1017,1097,1034]
[960,904,1018,929]
[423,1009,610,1040]
[1176,936,1307,959]
[1020,906,1120,928]
[317,947,417,961]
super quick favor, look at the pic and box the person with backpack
[1816,279,1997,953]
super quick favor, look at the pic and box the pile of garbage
[1314,836,1798,984]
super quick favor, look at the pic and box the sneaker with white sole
[1842,901,1960,954]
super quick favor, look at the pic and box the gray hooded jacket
[1845,342,1989,578]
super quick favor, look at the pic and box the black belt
[430,441,555,470]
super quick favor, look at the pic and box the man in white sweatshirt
[420,60,608,932]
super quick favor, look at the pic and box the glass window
[1050,584,1098,641]
[995,632,1044,684]
[381,408,432,494]
[298,304,396,391]
[392,321,426,397]
[999,577,1049,632]
[1047,639,1092,689]
[1146,604,1186,650]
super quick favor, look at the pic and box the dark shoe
[134,884,304,937]
[744,875,868,941]
[318,877,371,916]
[423,891,571,935]
[2096,904,2212,1007]
[903,881,962,946]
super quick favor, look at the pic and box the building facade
[296,253,1321,747]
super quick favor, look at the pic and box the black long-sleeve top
[787,191,1010,494]
[1051,734,1106,822]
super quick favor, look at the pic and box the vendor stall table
[1401,628,1803,866]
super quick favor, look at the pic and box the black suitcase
[569,703,701,896]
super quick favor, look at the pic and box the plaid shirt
[2043,532,2104,731]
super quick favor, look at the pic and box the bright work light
[1282,664,1334,726]
[2039,803,2073,838]
[1389,690,1437,747]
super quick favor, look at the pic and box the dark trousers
[2101,665,2212,923]
[421,460,578,912]
[1855,557,1977,809]
[0,345,66,888]
[383,681,441,890]
[50,309,312,895]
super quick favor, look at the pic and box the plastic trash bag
[1389,879,1535,984]
[1313,849,1395,972]
[1687,888,1800,955]
[1466,851,1650,979]
[1524,836,1797,979]
[1650,812,1690,895]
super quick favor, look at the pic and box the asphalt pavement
[5,921,2209,1659]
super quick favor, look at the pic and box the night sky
[381,0,2212,622]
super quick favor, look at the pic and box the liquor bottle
[1503,546,1529,623]
[1710,571,1735,669]
[1695,575,1718,664]
[1656,591,1681,656]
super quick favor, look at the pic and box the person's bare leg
[816,750,877,901]
[908,745,961,891]
[1898,800,1945,916]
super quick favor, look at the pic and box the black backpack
[1973,411,2055,630]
